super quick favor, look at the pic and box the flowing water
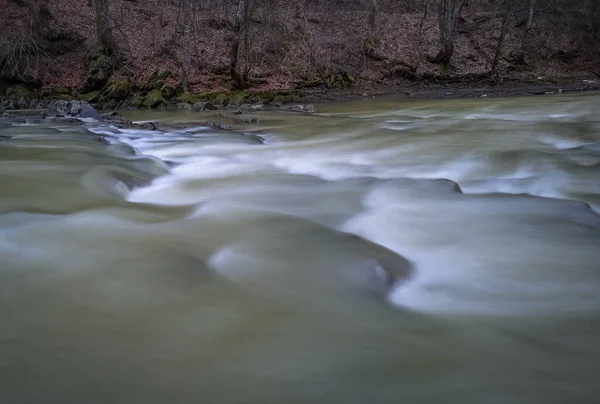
[1,93,600,404]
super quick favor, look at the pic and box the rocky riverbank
[2,71,599,115]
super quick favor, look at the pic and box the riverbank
[2,75,599,114]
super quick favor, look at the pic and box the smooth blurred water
[1,93,600,404]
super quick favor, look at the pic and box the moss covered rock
[5,85,34,109]
[81,47,114,93]
[79,91,100,102]
[274,95,290,105]
[198,90,228,101]
[229,90,249,106]
[161,85,176,99]
[104,99,119,110]
[6,85,33,99]
[142,69,172,91]
[213,93,230,107]
[142,90,166,109]
[257,91,277,103]
[130,94,143,108]
[175,91,197,104]
[105,79,130,100]
[53,87,72,96]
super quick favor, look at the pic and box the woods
[1,0,599,102]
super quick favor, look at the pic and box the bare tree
[230,0,250,89]
[491,0,511,75]
[180,0,194,90]
[29,0,53,39]
[94,0,117,54]
[515,0,535,64]
[428,0,466,66]
[367,0,377,41]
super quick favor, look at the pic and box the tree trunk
[491,0,510,75]
[516,0,535,64]
[367,0,377,41]
[230,0,249,89]
[180,0,194,91]
[416,0,430,67]
[428,0,466,66]
[29,0,53,39]
[94,0,116,54]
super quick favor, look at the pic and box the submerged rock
[140,122,158,131]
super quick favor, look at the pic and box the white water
[1,93,600,404]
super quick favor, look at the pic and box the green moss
[304,78,322,87]
[272,94,289,104]
[142,89,166,109]
[364,36,378,47]
[54,87,71,95]
[81,46,114,93]
[106,79,130,100]
[326,75,336,88]
[213,93,230,106]
[257,91,277,103]
[198,90,229,100]
[80,91,100,102]
[175,91,197,104]
[343,72,355,83]
[6,85,33,99]
[229,90,249,105]
[130,94,143,108]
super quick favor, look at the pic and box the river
[1,93,599,404]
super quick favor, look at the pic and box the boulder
[142,69,172,91]
[4,85,34,109]
[175,92,196,104]
[48,100,102,120]
[176,102,193,110]
[238,103,263,111]
[287,104,315,113]
[141,90,166,109]
[239,116,260,124]
[140,122,157,131]
[105,79,131,100]
[161,85,176,99]
[129,94,143,108]
[81,48,113,93]
[104,99,119,110]
[79,91,100,102]
[229,90,249,106]
[213,93,230,107]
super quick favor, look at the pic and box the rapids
[1,93,599,404]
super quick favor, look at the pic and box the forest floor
[2,0,600,109]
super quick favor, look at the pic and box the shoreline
[1,76,599,113]
[299,76,600,104]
